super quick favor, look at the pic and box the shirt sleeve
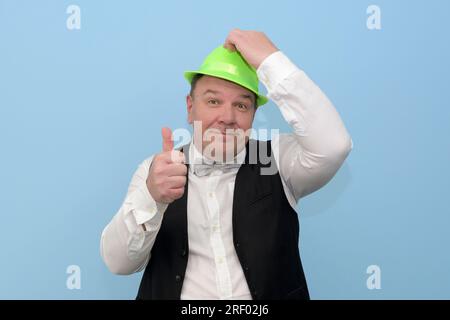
[100,156,168,275]
[257,51,353,207]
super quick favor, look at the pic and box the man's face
[186,75,256,162]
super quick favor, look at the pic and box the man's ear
[186,94,193,124]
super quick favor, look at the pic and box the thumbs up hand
[146,127,187,204]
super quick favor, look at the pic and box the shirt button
[208,192,214,198]
[175,275,182,282]
[212,225,219,232]
[217,257,224,264]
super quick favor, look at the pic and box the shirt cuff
[124,184,168,229]
[256,51,299,93]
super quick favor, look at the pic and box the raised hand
[146,127,187,204]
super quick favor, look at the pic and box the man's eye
[237,104,248,110]
[208,99,219,105]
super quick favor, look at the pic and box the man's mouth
[207,128,239,135]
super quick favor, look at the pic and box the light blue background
[1,0,449,299]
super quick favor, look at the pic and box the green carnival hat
[184,46,268,107]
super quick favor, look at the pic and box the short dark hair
[189,74,257,109]
[189,74,205,97]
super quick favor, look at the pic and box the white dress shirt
[100,51,353,299]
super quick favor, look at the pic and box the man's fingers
[161,127,173,152]
[152,159,187,176]
[224,29,242,52]
[158,150,186,164]
[157,162,187,177]
[167,163,188,177]
[223,42,237,52]
[168,187,185,200]
[169,150,186,164]
[166,176,187,189]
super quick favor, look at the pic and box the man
[100,29,352,300]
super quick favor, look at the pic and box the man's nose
[219,105,236,125]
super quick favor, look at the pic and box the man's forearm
[100,157,167,275]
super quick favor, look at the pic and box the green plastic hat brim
[184,71,268,107]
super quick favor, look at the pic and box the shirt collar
[188,140,247,174]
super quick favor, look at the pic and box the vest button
[253,290,258,297]
[181,249,186,257]
[244,266,249,271]
[236,242,240,248]
[175,275,181,282]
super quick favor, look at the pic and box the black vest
[136,140,309,300]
